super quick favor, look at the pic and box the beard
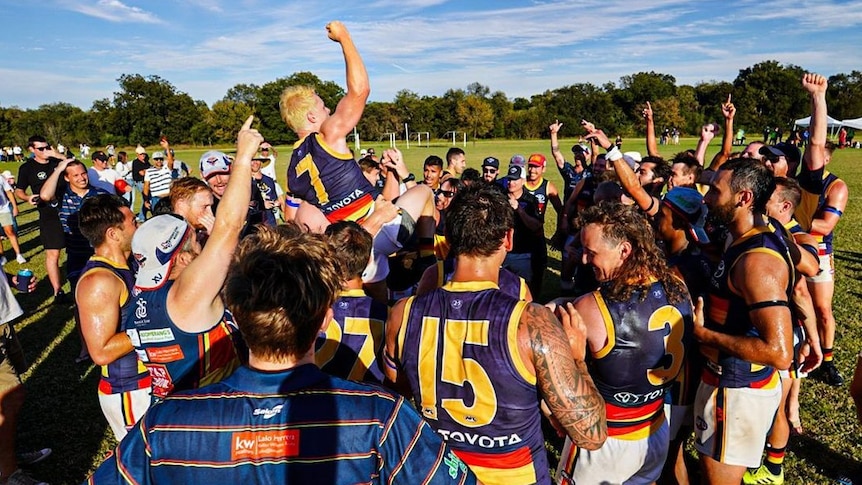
[707,199,735,229]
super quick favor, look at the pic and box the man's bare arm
[694,252,793,369]
[802,73,828,172]
[77,272,134,366]
[321,21,370,148]
[811,179,848,235]
[643,102,660,157]
[549,120,567,169]
[519,303,607,450]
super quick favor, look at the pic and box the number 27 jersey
[394,281,549,485]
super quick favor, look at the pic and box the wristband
[823,206,843,217]
[286,199,301,208]
[551,144,560,151]
[401,173,415,183]
[605,146,623,162]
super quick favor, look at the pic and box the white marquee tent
[842,117,862,130]
[793,115,844,128]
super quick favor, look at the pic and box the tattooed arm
[517,302,607,450]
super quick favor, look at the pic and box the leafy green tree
[488,91,513,138]
[457,95,494,141]
[827,71,862,120]
[732,61,806,131]
[209,100,254,143]
[108,74,200,145]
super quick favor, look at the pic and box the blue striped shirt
[86,364,477,485]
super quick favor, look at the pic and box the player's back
[315,289,387,384]
[395,281,550,484]
[589,281,692,436]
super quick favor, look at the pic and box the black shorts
[38,208,65,250]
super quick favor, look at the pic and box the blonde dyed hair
[279,85,317,134]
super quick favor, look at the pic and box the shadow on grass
[791,432,862,481]
[14,291,109,483]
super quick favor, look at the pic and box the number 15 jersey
[394,281,549,485]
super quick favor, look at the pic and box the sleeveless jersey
[589,281,692,438]
[796,167,840,253]
[524,178,550,218]
[395,281,546,485]
[703,221,793,389]
[315,289,388,384]
[286,133,378,223]
[122,281,243,400]
[435,259,529,301]
[79,257,151,395]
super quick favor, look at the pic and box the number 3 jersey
[588,280,693,438]
[393,281,548,485]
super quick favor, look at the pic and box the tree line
[1,60,861,148]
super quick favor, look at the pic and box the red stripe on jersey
[453,445,532,469]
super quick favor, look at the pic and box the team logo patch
[451,299,463,310]
[37,171,48,180]
[696,416,708,431]
[135,299,147,319]
[338,300,349,309]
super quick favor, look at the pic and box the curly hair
[224,224,342,362]
[578,201,687,304]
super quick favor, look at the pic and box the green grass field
[4,136,861,483]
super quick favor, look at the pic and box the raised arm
[643,102,660,157]
[549,120,567,169]
[39,158,71,202]
[320,21,370,148]
[517,303,607,450]
[802,73,828,172]
[588,128,659,216]
[707,95,736,171]
[170,116,259,331]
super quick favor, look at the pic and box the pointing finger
[241,115,254,131]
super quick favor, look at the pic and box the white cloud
[64,0,162,24]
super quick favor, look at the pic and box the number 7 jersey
[393,281,549,485]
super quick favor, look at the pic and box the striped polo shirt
[86,364,476,484]
[144,165,173,198]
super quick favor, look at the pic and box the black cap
[482,156,500,169]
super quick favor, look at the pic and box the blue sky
[2,0,861,110]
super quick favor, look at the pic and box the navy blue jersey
[704,221,793,389]
[79,256,151,395]
[589,280,692,437]
[122,281,244,400]
[524,178,550,219]
[286,134,378,222]
[395,282,548,484]
[315,289,388,384]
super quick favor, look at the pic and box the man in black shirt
[131,146,150,221]
[501,165,544,295]
[15,135,67,302]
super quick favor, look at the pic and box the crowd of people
[0,20,858,485]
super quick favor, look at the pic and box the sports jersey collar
[223,364,329,394]
[442,280,499,292]
[339,288,367,298]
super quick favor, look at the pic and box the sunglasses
[33,145,50,151]
[438,190,455,198]
[483,168,497,174]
